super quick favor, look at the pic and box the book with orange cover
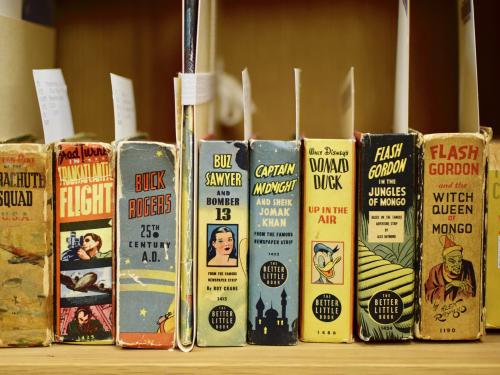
[54,142,114,344]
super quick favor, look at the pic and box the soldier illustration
[62,232,111,261]
[425,235,476,304]
[312,243,342,284]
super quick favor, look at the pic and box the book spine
[116,142,177,348]
[54,143,114,344]
[486,142,500,328]
[0,144,52,347]
[247,140,300,345]
[417,133,486,340]
[179,110,194,347]
[357,133,416,341]
[178,0,199,348]
[197,141,248,346]
[300,139,355,343]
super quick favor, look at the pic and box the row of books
[1,0,498,351]
[195,129,499,345]
[1,129,499,349]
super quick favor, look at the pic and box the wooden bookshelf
[1,331,499,374]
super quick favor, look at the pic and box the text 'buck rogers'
[128,170,172,219]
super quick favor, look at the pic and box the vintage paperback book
[197,141,248,346]
[357,133,416,341]
[300,66,355,343]
[116,141,177,348]
[247,140,300,345]
[355,0,414,341]
[300,138,355,343]
[0,144,53,347]
[54,142,114,344]
[486,141,500,328]
[416,132,488,340]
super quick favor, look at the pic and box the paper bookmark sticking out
[393,0,409,134]
[242,68,253,140]
[294,68,301,142]
[180,73,215,106]
[0,0,22,19]
[33,69,74,144]
[340,67,355,140]
[110,73,137,141]
[458,0,479,133]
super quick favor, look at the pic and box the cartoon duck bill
[312,242,344,284]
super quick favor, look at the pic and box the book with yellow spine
[486,140,500,328]
[415,0,489,340]
[300,139,355,342]
[415,131,488,340]
[0,143,53,347]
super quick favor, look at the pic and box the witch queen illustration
[425,235,476,304]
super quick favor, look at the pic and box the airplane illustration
[60,272,112,295]
[0,242,45,267]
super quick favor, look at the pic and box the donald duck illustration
[313,243,342,284]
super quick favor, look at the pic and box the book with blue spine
[196,140,249,346]
[116,141,177,348]
[247,139,300,345]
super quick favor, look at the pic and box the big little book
[197,140,248,346]
[486,140,500,328]
[301,139,355,343]
[54,142,114,344]
[0,144,53,347]
[247,140,300,345]
[300,68,356,343]
[116,141,177,348]
[415,0,489,340]
[357,133,416,341]
[355,0,415,341]
[416,131,489,340]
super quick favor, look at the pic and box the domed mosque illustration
[248,289,297,345]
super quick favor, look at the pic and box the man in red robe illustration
[425,235,476,304]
